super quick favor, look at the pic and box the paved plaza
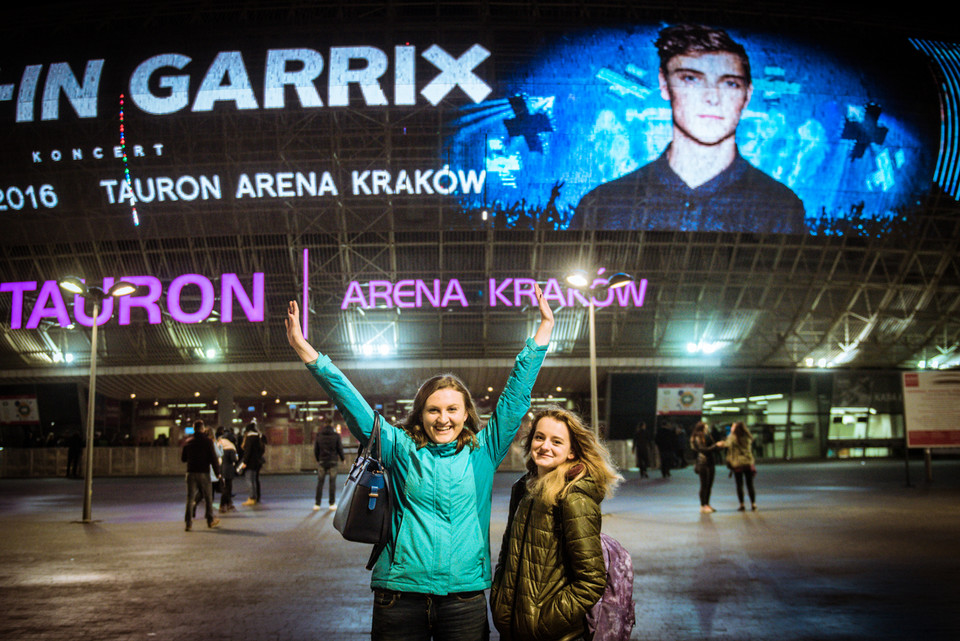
[1,459,958,640]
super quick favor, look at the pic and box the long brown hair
[730,421,752,442]
[689,421,709,449]
[522,406,622,506]
[399,374,481,453]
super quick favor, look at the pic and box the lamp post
[58,277,137,523]
[565,270,634,436]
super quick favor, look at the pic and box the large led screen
[0,21,954,240]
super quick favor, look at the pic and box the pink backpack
[586,533,636,641]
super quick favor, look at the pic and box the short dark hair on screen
[655,24,751,85]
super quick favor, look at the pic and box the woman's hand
[285,300,320,363]
[532,282,555,346]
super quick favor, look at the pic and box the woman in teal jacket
[285,284,554,641]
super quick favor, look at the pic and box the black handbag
[333,413,392,570]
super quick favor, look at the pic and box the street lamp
[565,270,635,436]
[58,276,137,523]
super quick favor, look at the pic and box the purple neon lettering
[440,279,469,307]
[490,278,512,306]
[541,278,565,307]
[302,249,309,339]
[0,281,37,329]
[73,277,115,327]
[591,282,616,308]
[168,274,215,323]
[393,280,416,308]
[341,282,367,309]
[221,273,264,322]
[416,280,441,307]
[368,280,392,308]
[26,280,71,329]
[614,279,647,307]
[512,278,538,307]
[566,287,590,307]
[119,276,162,324]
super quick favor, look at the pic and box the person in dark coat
[181,420,221,531]
[216,426,238,513]
[313,421,345,510]
[66,430,83,478]
[238,423,265,506]
[655,422,676,478]
[632,420,650,479]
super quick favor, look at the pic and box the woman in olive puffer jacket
[492,407,622,641]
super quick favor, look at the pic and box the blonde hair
[522,406,622,506]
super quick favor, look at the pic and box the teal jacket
[305,337,547,594]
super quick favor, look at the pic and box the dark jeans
[734,469,757,505]
[698,464,715,506]
[371,589,489,641]
[185,473,214,525]
[248,468,261,502]
[316,464,338,505]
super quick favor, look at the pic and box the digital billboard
[0,20,954,240]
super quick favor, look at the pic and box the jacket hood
[567,472,605,505]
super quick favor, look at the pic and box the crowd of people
[179,419,270,531]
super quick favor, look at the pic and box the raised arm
[485,283,553,461]
[532,282,555,346]
[285,300,320,363]
[285,300,376,445]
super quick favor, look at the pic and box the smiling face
[420,388,468,445]
[659,51,753,147]
[530,416,577,475]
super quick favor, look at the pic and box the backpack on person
[586,533,636,641]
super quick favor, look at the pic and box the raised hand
[533,282,555,346]
[285,300,319,363]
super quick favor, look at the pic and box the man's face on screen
[659,51,753,147]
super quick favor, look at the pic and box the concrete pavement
[1,459,958,640]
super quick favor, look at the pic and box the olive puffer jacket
[491,473,606,641]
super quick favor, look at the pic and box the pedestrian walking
[313,420,345,510]
[632,420,649,479]
[181,420,221,531]
[237,423,265,506]
[655,422,675,478]
[216,426,238,513]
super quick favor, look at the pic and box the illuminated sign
[1,274,264,328]
[340,278,648,309]
[4,45,492,122]
[0,21,954,238]
[657,383,705,415]
[1,274,648,327]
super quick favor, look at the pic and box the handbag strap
[364,413,389,571]
[366,413,382,460]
